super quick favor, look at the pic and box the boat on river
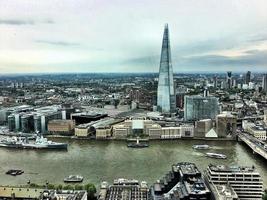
[206,152,227,159]
[192,144,210,150]
[6,169,24,176]
[64,175,83,183]
[0,136,68,150]
[127,137,149,148]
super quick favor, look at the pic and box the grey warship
[0,136,68,150]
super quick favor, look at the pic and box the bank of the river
[0,139,266,189]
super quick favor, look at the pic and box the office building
[245,71,251,84]
[71,112,108,125]
[195,119,213,138]
[209,184,238,200]
[205,164,263,200]
[47,120,75,135]
[157,24,175,113]
[226,71,232,89]
[247,125,266,141]
[262,74,267,93]
[21,114,34,133]
[99,179,149,200]
[216,112,237,138]
[112,119,193,139]
[151,162,211,200]
[213,76,218,88]
[184,96,219,121]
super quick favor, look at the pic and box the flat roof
[208,164,258,173]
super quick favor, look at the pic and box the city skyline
[1,0,267,73]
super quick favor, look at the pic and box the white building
[205,164,263,200]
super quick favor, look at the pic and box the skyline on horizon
[1,0,267,73]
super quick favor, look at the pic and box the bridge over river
[238,132,267,160]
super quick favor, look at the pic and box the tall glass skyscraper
[157,24,175,113]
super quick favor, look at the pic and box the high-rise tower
[157,24,175,113]
[262,74,267,93]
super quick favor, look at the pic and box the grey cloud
[118,49,267,72]
[246,35,267,43]
[176,50,267,68]
[35,40,80,46]
[0,19,54,25]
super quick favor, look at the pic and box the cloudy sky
[0,0,267,73]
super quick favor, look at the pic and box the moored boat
[127,137,149,148]
[64,175,83,183]
[0,136,68,150]
[6,169,24,176]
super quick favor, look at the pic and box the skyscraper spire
[157,24,175,113]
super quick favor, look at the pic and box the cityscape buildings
[157,24,175,113]
[0,20,266,200]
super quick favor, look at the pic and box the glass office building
[184,96,219,121]
[157,24,175,113]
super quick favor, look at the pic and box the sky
[0,0,267,73]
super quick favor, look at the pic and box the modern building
[226,71,232,89]
[184,96,219,121]
[71,112,108,125]
[33,108,62,134]
[47,120,75,135]
[247,125,266,141]
[157,24,175,113]
[216,112,237,138]
[205,164,263,200]
[21,113,34,133]
[75,123,90,137]
[99,179,149,200]
[262,74,267,93]
[195,119,213,138]
[208,183,238,200]
[0,105,33,125]
[245,71,251,84]
[151,162,211,200]
[112,119,192,139]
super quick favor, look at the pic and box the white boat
[64,175,83,183]
[206,152,227,159]
[192,144,210,150]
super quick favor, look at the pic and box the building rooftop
[0,186,43,199]
[212,184,238,199]
[208,164,258,173]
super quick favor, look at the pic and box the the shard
[157,24,175,113]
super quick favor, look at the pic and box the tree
[84,183,96,200]
[63,185,74,190]
[56,184,63,190]
[75,184,83,190]
[263,190,267,200]
[47,184,55,189]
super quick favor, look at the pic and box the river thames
[0,139,266,188]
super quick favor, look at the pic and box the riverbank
[46,134,236,141]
